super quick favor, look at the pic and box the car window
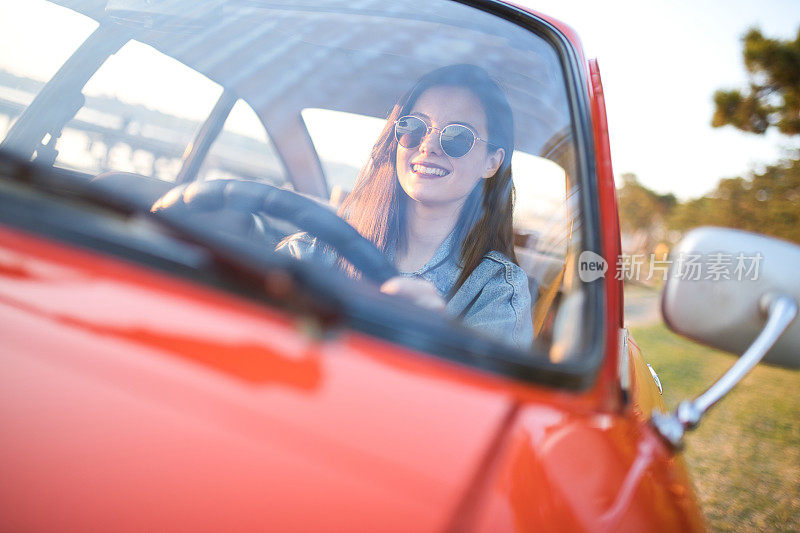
[201,99,290,188]
[52,39,223,180]
[0,1,97,139]
[302,108,384,205]
[0,0,602,384]
[51,41,286,187]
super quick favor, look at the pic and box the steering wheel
[150,179,398,285]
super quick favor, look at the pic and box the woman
[286,64,533,349]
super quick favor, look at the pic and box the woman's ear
[482,148,505,179]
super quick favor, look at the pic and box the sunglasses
[394,115,491,158]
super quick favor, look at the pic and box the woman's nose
[418,129,440,154]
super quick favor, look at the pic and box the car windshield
[0,0,602,385]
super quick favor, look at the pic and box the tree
[617,173,677,250]
[711,28,800,135]
[692,26,800,245]
[712,27,800,135]
[668,158,800,244]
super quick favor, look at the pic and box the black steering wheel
[150,179,398,285]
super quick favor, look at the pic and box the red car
[1,1,798,531]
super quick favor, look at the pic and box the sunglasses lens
[395,116,426,148]
[440,124,475,158]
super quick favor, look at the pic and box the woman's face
[396,85,505,211]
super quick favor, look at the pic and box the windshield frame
[0,0,607,390]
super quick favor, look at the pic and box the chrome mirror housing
[661,227,800,369]
[653,227,800,448]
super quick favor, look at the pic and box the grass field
[630,323,800,532]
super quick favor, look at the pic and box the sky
[0,0,799,200]
[517,0,800,199]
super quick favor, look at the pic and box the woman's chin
[400,174,473,209]
[406,191,463,210]
[400,182,438,203]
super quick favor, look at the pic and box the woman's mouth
[411,163,450,177]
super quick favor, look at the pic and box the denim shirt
[280,232,534,349]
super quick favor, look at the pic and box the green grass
[630,323,800,532]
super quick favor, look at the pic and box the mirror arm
[652,293,798,449]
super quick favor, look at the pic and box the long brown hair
[338,64,517,291]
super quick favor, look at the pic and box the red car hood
[0,229,514,532]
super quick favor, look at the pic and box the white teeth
[412,164,448,176]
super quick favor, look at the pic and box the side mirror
[653,227,800,448]
[662,227,800,368]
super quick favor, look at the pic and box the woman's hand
[380,276,446,311]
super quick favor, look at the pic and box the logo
[578,251,607,282]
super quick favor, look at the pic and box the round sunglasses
[394,115,491,158]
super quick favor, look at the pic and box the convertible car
[1,1,798,531]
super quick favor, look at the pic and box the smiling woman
[331,65,533,348]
